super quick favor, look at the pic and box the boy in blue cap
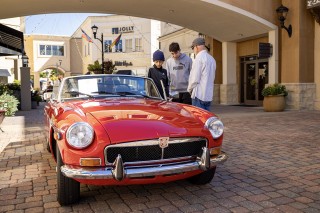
[148,50,169,99]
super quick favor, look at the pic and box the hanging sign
[258,43,272,59]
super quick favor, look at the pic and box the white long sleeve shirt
[187,50,216,102]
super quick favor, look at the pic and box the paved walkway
[0,103,319,213]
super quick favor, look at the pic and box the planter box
[263,95,285,112]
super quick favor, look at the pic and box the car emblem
[159,137,169,148]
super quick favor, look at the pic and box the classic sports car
[44,74,227,205]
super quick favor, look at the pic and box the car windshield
[55,74,162,102]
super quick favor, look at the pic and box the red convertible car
[44,74,227,205]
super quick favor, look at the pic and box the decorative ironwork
[307,0,320,24]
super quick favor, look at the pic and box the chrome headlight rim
[66,122,94,149]
[205,117,224,139]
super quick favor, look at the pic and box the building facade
[159,0,320,110]
[24,34,70,89]
[0,17,25,83]
[72,15,160,76]
[13,0,320,111]
[25,15,161,90]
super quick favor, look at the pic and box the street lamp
[22,54,29,67]
[91,24,104,73]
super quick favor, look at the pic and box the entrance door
[244,60,268,105]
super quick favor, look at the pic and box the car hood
[77,98,211,143]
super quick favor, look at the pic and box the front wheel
[56,145,80,205]
[188,167,216,185]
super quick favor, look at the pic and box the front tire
[56,145,80,205]
[188,167,216,185]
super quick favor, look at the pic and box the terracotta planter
[263,95,286,112]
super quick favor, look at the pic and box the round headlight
[205,117,224,139]
[66,122,94,149]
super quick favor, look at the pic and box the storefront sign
[112,26,134,34]
[115,61,133,66]
[258,43,272,59]
[307,0,320,9]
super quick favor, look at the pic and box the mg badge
[159,137,169,148]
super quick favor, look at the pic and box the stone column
[220,42,238,105]
[20,67,31,111]
[268,29,279,84]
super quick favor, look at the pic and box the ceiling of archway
[0,0,276,42]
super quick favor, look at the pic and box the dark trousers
[172,92,192,105]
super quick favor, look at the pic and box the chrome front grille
[104,137,207,164]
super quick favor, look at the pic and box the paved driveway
[0,103,319,213]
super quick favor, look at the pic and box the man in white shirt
[187,37,216,111]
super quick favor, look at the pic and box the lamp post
[56,59,62,71]
[91,25,104,73]
[22,55,29,67]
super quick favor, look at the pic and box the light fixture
[22,54,29,67]
[91,25,98,39]
[91,24,105,73]
[276,4,292,37]
[198,33,206,39]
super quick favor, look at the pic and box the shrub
[0,92,19,116]
[31,90,42,102]
[0,82,21,96]
[261,83,288,97]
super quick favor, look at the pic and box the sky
[25,13,107,36]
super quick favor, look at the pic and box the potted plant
[31,90,42,108]
[261,83,288,112]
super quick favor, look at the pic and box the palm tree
[87,60,102,74]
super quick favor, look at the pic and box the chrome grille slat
[104,137,207,164]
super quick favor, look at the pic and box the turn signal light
[210,147,221,156]
[80,158,101,166]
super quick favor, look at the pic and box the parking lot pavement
[0,103,319,213]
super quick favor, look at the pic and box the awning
[0,69,11,77]
[0,23,24,56]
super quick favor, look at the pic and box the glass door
[244,60,268,105]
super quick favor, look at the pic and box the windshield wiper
[114,91,162,100]
[92,91,116,95]
[65,91,95,98]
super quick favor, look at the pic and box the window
[135,38,142,52]
[39,44,64,56]
[115,40,122,52]
[84,44,87,56]
[88,43,90,55]
[105,40,123,53]
[105,40,112,53]
[125,39,133,52]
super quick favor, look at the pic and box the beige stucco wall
[281,0,315,83]
[70,38,83,75]
[315,22,320,110]
[208,38,222,85]
[221,0,280,25]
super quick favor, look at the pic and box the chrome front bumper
[61,148,228,181]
